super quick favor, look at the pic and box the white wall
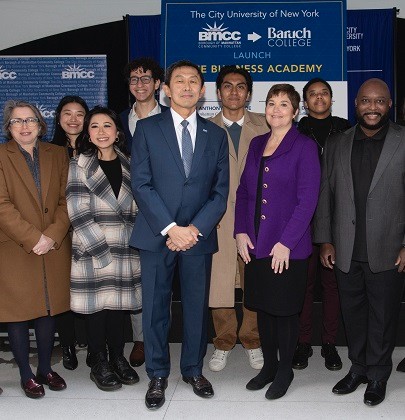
[0,0,404,51]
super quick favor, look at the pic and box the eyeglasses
[128,76,153,85]
[9,117,39,127]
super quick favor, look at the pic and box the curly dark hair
[76,106,128,157]
[123,57,164,83]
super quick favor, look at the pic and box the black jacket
[298,115,351,156]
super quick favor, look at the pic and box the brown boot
[129,341,145,367]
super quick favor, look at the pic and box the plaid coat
[66,148,141,314]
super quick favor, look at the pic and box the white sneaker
[209,349,231,371]
[245,347,264,369]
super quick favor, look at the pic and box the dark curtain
[127,15,161,62]
[347,9,396,124]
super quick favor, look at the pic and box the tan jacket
[0,140,71,322]
[209,110,269,307]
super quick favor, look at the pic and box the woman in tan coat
[0,100,71,399]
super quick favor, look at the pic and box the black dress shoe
[62,345,78,370]
[182,375,214,398]
[292,343,313,370]
[110,355,139,385]
[246,371,275,391]
[265,371,294,400]
[90,352,122,391]
[21,378,45,399]
[332,372,368,395]
[36,371,67,391]
[397,357,405,372]
[321,343,342,371]
[364,380,386,406]
[145,377,168,410]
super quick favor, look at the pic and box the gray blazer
[313,121,405,273]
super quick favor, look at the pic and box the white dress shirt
[160,109,198,236]
[128,100,161,136]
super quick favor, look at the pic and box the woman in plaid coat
[66,106,141,392]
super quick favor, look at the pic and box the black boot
[90,352,121,391]
[109,349,139,385]
[62,345,78,370]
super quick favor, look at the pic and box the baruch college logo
[198,22,241,48]
[36,104,55,119]
[267,27,312,47]
[0,66,17,80]
[62,64,95,79]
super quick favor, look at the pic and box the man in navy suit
[130,60,229,410]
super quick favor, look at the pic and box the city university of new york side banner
[161,0,347,119]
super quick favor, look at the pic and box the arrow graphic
[248,32,262,42]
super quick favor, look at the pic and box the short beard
[357,111,390,131]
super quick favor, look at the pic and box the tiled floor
[1,342,405,419]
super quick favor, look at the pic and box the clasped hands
[32,234,55,255]
[166,225,199,252]
[235,233,290,274]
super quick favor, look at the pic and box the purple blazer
[234,124,320,259]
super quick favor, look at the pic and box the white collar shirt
[128,100,161,135]
[170,108,198,155]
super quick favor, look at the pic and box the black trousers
[85,310,126,355]
[335,261,404,381]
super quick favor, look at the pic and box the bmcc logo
[0,66,17,80]
[198,22,241,41]
[61,64,95,79]
[36,104,55,119]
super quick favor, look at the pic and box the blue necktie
[181,120,193,177]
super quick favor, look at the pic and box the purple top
[234,124,320,259]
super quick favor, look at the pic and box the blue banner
[161,0,346,82]
[0,55,108,142]
[161,0,347,118]
[347,9,395,124]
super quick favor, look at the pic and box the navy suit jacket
[119,104,169,151]
[130,110,229,255]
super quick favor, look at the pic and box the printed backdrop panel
[161,0,347,118]
[0,55,107,142]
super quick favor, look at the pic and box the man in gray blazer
[313,78,405,406]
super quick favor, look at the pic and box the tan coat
[209,110,269,307]
[0,140,71,322]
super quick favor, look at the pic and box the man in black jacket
[293,78,351,371]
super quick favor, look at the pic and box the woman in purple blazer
[235,84,320,399]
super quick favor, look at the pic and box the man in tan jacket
[209,65,269,371]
